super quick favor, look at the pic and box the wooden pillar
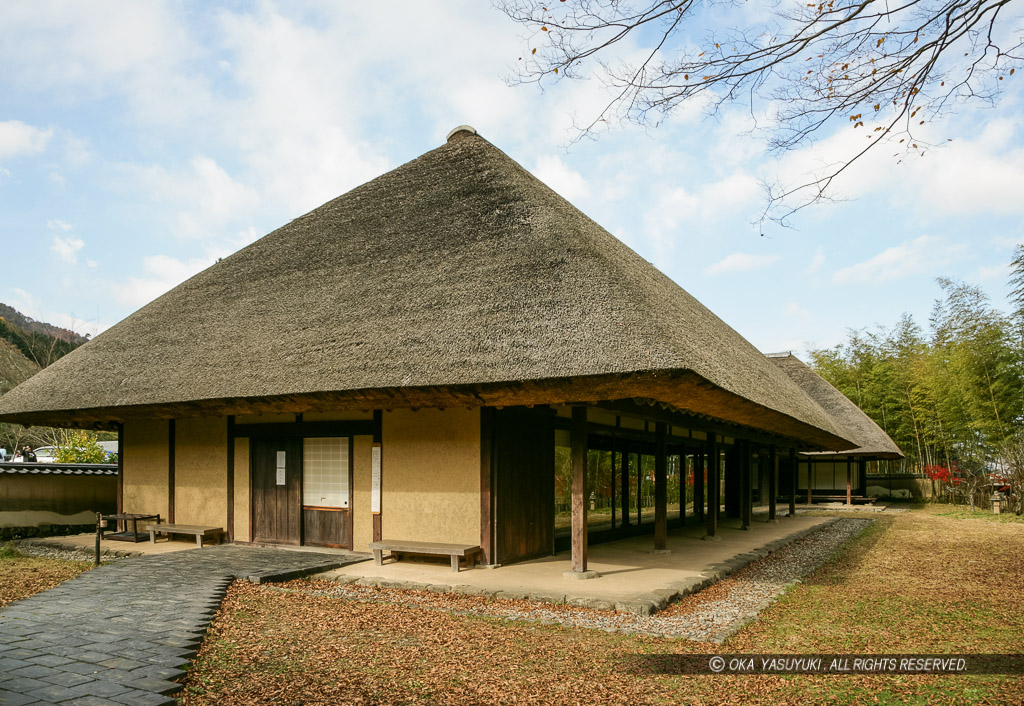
[226,416,234,541]
[679,451,686,526]
[724,445,738,517]
[654,422,667,551]
[115,422,123,517]
[620,442,630,527]
[636,447,642,527]
[610,438,617,530]
[479,407,494,565]
[808,460,814,506]
[372,410,382,543]
[693,451,704,523]
[846,457,853,505]
[167,419,175,523]
[570,406,588,573]
[705,435,719,538]
[740,440,752,530]
[768,445,777,521]
[788,447,797,517]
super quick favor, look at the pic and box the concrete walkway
[324,514,831,614]
[0,545,364,705]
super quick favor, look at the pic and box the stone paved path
[0,545,364,705]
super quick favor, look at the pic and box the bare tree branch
[499,0,1024,225]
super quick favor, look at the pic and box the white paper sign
[370,444,381,514]
[276,451,286,486]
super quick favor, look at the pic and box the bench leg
[451,555,460,573]
[373,549,382,566]
[149,530,156,544]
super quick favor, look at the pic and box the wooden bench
[146,523,224,548]
[369,540,482,573]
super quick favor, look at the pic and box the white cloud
[833,235,967,284]
[47,219,71,231]
[0,120,52,160]
[642,170,762,266]
[769,112,1024,219]
[51,235,84,263]
[785,301,812,322]
[975,263,1010,283]
[805,247,826,274]
[125,155,259,240]
[533,155,589,202]
[107,252,226,308]
[706,252,781,276]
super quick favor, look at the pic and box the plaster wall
[174,417,228,529]
[381,408,480,546]
[122,420,169,518]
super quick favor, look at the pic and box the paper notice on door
[371,444,381,514]
[276,451,286,486]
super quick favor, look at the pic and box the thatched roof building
[0,128,852,451]
[766,352,903,459]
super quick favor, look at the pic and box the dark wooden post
[704,435,719,539]
[116,422,123,519]
[94,512,102,566]
[571,406,588,573]
[479,407,494,565]
[620,443,630,527]
[808,460,814,506]
[788,447,797,517]
[846,457,853,505]
[679,450,686,526]
[740,440,752,530]
[768,445,777,521]
[654,422,667,551]
[168,419,176,524]
[637,447,642,527]
[226,415,234,542]
[373,410,383,542]
[610,439,617,530]
[693,451,704,523]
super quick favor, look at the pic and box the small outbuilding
[0,127,856,572]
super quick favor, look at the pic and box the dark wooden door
[251,437,302,545]
[303,508,351,548]
[494,408,555,564]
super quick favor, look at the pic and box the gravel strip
[276,518,873,643]
[12,538,136,563]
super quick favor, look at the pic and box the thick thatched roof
[766,353,904,459]
[0,128,854,450]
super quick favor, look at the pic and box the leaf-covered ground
[0,547,92,607]
[183,509,1024,704]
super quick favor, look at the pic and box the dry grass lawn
[179,509,1024,704]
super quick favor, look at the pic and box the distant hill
[0,303,86,343]
[0,337,39,395]
[0,303,86,371]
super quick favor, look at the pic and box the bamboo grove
[809,246,1024,510]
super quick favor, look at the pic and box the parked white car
[33,446,57,462]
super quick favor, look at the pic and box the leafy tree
[500,0,1023,222]
[1010,244,1024,342]
[53,430,108,464]
[809,263,1024,495]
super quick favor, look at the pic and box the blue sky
[0,1,1021,359]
